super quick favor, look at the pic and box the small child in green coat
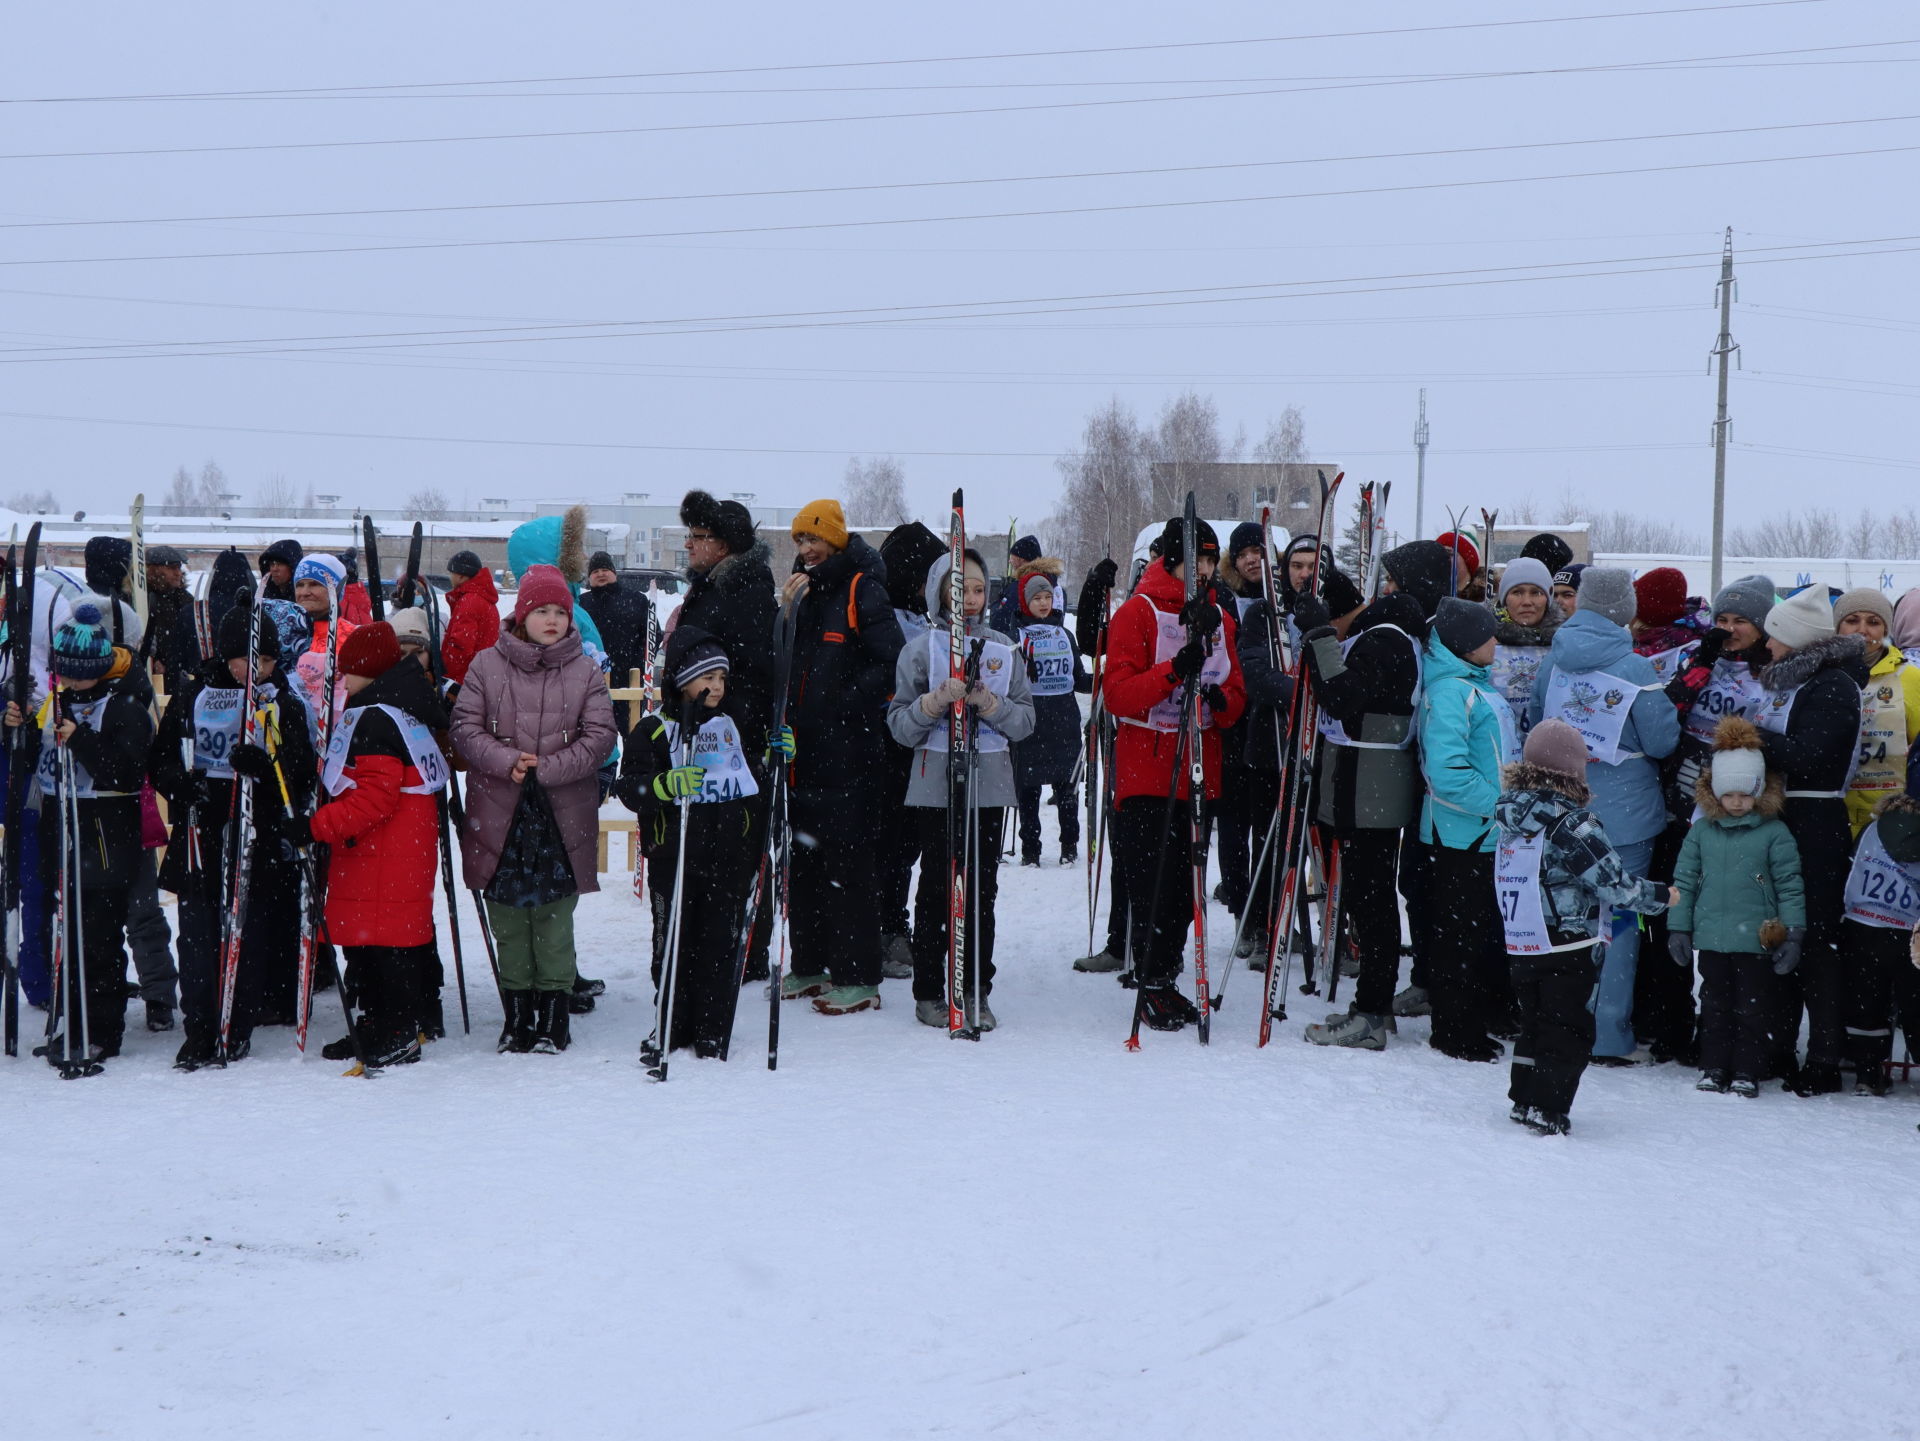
[1667,717,1807,1097]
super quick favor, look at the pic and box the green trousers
[485,895,579,992]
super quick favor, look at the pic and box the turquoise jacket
[1417,632,1513,853]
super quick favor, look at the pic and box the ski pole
[648,788,692,1082]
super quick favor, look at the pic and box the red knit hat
[1435,531,1481,579]
[513,563,575,626]
[1633,566,1689,626]
[1019,571,1054,616]
[338,621,402,680]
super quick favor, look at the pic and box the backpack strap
[846,571,862,633]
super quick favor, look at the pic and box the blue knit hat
[51,601,115,680]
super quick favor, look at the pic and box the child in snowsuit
[617,626,778,1058]
[1012,569,1088,867]
[1838,791,1920,1095]
[1493,719,1668,1134]
[288,622,450,1068]
[451,566,617,1055]
[1668,716,1807,1097]
[150,601,316,1069]
[887,549,1037,1032]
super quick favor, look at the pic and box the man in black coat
[677,490,778,758]
[579,551,653,733]
[259,538,303,603]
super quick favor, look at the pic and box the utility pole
[1412,388,1430,539]
[1709,227,1738,597]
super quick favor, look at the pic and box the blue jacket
[1417,633,1512,852]
[1528,609,1680,846]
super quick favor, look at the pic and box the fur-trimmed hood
[1695,766,1787,821]
[1501,762,1591,810]
[1760,631,1868,692]
[1495,767,1589,837]
[702,539,773,597]
[505,504,591,585]
[1012,555,1064,585]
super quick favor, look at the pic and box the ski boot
[1303,1011,1388,1051]
[1138,983,1199,1032]
[146,999,175,1032]
[1729,1075,1761,1099]
[1790,1063,1843,1097]
[1523,1109,1571,1137]
[780,973,831,1001]
[1391,984,1431,1018]
[880,934,914,980]
[1072,949,1123,974]
[1059,847,1077,866]
[1508,1102,1531,1125]
[813,985,880,1016]
[1695,1070,1731,1094]
[174,1032,222,1072]
[1020,854,1041,869]
[1856,1065,1891,1098]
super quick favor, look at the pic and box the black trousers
[788,785,882,989]
[47,881,132,1059]
[126,850,178,1005]
[1238,770,1285,942]
[876,745,918,940]
[1210,767,1253,915]
[910,806,1004,1004]
[1842,921,1920,1073]
[1016,783,1080,861]
[648,815,757,1051]
[1428,845,1504,1052]
[174,850,300,1046]
[1399,833,1433,992]
[1102,818,1130,961]
[343,943,436,1044]
[1778,798,1850,1071]
[1509,944,1600,1115]
[1339,828,1405,1017]
[1113,794,1202,988]
[1634,818,1697,1055]
[1697,949,1778,1080]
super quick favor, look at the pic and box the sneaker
[1729,1075,1761,1099]
[146,999,175,1032]
[1523,1109,1571,1137]
[915,998,948,1029]
[880,933,914,980]
[1509,1102,1531,1125]
[1073,949,1124,974]
[1303,1011,1388,1050]
[780,973,831,1001]
[357,1031,422,1071]
[1392,985,1431,1018]
[1695,1070,1731,1093]
[1020,856,1042,869]
[813,985,881,1016]
[1234,931,1260,960]
[1139,984,1200,1032]
[1059,848,1077,866]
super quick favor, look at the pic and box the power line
[4,2,1828,102]
[5,36,1899,161]
[10,140,1919,270]
[7,111,1912,231]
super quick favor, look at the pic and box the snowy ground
[7,811,1919,1441]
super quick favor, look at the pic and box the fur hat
[1578,567,1637,627]
[1498,557,1554,605]
[1708,715,1768,798]
[513,564,575,625]
[1522,718,1590,779]
[1764,586,1835,651]
[791,499,849,552]
[1711,574,1776,629]
[1520,532,1574,574]
[51,600,115,680]
[679,489,756,554]
[337,622,401,680]
[1633,567,1689,627]
[1833,587,1893,633]
[1432,596,1496,659]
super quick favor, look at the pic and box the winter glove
[279,813,314,850]
[920,676,968,717]
[1292,594,1332,636]
[1695,626,1729,669]
[1667,932,1694,967]
[1201,684,1229,716]
[1177,595,1221,638]
[1087,557,1119,593]
[966,684,1001,718]
[1772,926,1806,976]
[229,742,275,782]
[1170,639,1208,682]
[652,765,706,801]
[767,724,797,762]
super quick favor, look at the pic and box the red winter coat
[442,569,501,684]
[341,582,373,627]
[310,664,449,946]
[1102,561,1245,804]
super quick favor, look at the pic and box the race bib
[192,687,245,779]
[1489,644,1545,730]
[923,628,1015,754]
[1843,822,1920,930]
[1318,625,1421,750]
[1140,606,1230,733]
[1642,641,1699,684]
[1542,667,1653,766]
[666,714,762,804]
[1684,659,1768,744]
[37,694,114,798]
[1020,624,1076,698]
[1853,666,1911,800]
[322,703,448,797]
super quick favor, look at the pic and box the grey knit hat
[1710,574,1776,629]
[1710,746,1767,798]
[1578,567,1636,627]
[1833,587,1893,632]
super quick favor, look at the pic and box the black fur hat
[679,489,756,553]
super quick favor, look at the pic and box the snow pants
[1634,817,1696,1058]
[1428,844,1506,1054]
[877,744,919,943]
[174,850,299,1048]
[343,943,435,1045]
[1842,921,1920,1075]
[645,810,755,1052]
[1209,766,1252,915]
[788,785,882,989]
[1399,833,1433,994]
[1339,827,1404,1018]
[46,881,132,1060]
[1113,795,1200,989]
[126,851,178,1007]
[1777,797,1850,1073]
[911,806,1004,1004]
[486,895,579,992]
[1593,837,1654,1057]
[1237,769,1284,944]
[1508,943,1600,1116]
[1016,783,1080,863]
[1696,949,1778,1081]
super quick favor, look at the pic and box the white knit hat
[1763,586,1835,652]
[1710,746,1766,798]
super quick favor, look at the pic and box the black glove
[229,742,274,782]
[1292,594,1332,635]
[1772,926,1805,976]
[174,774,212,811]
[1088,557,1118,593]
[1170,640,1207,682]
[1177,595,1221,638]
[279,813,314,849]
[1695,627,1729,669]
[1201,684,1229,715]
[1321,568,1363,621]
[1667,932,1693,967]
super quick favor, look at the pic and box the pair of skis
[946,489,986,1041]
[214,589,270,1065]
[1,522,40,1057]
[44,670,103,1078]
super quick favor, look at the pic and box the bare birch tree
[1045,397,1151,579]
[841,456,911,527]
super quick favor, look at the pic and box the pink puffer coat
[450,628,617,894]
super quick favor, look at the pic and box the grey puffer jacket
[887,554,1036,808]
[450,627,618,893]
[1495,763,1668,944]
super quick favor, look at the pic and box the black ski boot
[497,991,537,1054]
[146,999,175,1032]
[1059,847,1077,866]
[174,1032,221,1072]
[320,1031,361,1062]
[1523,1110,1571,1137]
[1791,1063,1843,1097]
[532,992,571,1054]
[421,993,446,1042]
[360,1028,422,1070]
[1139,983,1200,1032]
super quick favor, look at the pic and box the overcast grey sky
[5,0,1916,542]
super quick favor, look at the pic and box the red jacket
[341,582,373,627]
[443,569,502,684]
[1102,562,1245,803]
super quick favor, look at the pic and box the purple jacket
[450,628,617,894]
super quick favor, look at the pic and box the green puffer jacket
[1670,771,1807,953]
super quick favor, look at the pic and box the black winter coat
[1304,591,1427,832]
[1011,614,1089,789]
[27,670,153,890]
[679,542,779,759]
[615,696,763,872]
[580,577,653,687]
[1234,597,1297,774]
[785,536,904,794]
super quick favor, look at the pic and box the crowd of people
[8,497,1919,1134]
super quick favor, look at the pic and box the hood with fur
[1759,631,1868,693]
[505,504,590,585]
[1496,765,1591,834]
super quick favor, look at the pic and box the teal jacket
[1417,632,1514,853]
[1670,779,1807,953]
